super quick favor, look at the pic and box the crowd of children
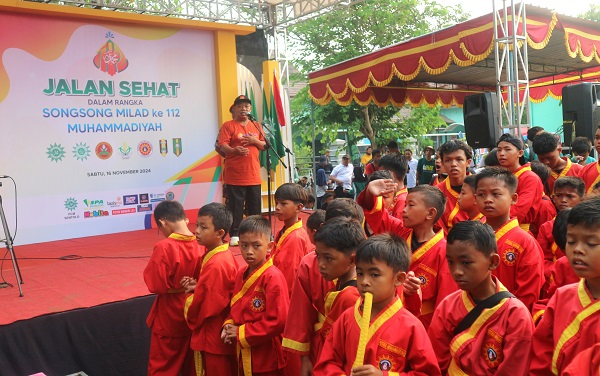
[143,125,600,375]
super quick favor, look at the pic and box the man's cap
[342,154,350,159]
[497,133,524,150]
[319,156,327,164]
[424,145,435,151]
[233,95,252,106]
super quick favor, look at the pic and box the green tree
[289,0,468,151]
[579,5,600,21]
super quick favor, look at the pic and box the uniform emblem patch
[377,356,394,371]
[502,249,517,266]
[250,296,265,312]
[481,341,502,368]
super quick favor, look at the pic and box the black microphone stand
[0,190,24,297]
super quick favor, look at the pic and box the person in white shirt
[404,148,418,188]
[329,154,354,195]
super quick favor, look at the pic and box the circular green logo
[73,142,91,161]
[46,143,66,162]
[64,197,78,211]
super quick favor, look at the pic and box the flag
[245,84,258,121]
[259,84,285,171]
[273,71,286,126]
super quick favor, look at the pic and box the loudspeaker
[562,82,600,145]
[463,92,499,149]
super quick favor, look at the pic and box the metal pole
[0,195,23,297]
[311,101,317,201]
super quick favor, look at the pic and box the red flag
[273,71,286,126]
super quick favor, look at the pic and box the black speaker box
[562,82,600,145]
[463,92,499,149]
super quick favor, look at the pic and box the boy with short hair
[181,203,238,376]
[377,153,409,218]
[457,174,483,221]
[282,203,360,375]
[368,170,403,219]
[314,234,441,375]
[272,183,313,292]
[474,167,544,311]
[530,197,600,375]
[571,135,596,166]
[536,176,585,281]
[305,209,326,245]
[358,182,457,328]
[428,221,534,375]
[312,217,365,360]
[143,200,200,376]
[579,125,600,193]
[436,139,474,232]
[364,149,382,178]
[532,131,582,193]
[222,216,289,375]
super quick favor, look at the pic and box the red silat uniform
[562,343,600,376]
[184,244,238,376]
[436,179,470,233]
[313,280,359,361]
[512,164,544,230]
[493,219,544,311]
[530,280,600,375]
[390,187,408,220]
[270,220,312,293]
[428,277,534,375]
[536,218,563,281]
[143,233,201,376]
[532,256,579,325]
[547,158,583,194]
[225,259,290,375]
[580,160,600,193]
[358,194,457,328]
[314,297,441,376]
[282,252,335,363]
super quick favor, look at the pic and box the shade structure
[308,5,600,108]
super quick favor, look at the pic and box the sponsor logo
[159,139,168,156]
[84,210,109,218]
[118,142,132,159]
[166,191,175,201]
[123,195,138,205]
[112,208,136,215]
[93,32,129,76]
[139,193,149,204]
[137,204,153,212]
[138,141,152,157]
[106,197,123,207]
[150,193,165,203]
[83,199,104,208]
[64,197,78,211]
[73,142,91,161]
[47,143,66,162]
[173,138,182,156]
[95,142,113,160]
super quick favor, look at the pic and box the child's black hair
[197,202,233,235]
[313,217,365,256]
[238,215,271,239]
[530,161,551,194]
[567,197,600,229]
[527,126,545,141]
[571,136,592,155]
[484,148,500,167]
[356,233,410,273]
[462,174,477,191]
[532,131,560,155]
[306,209,326,231]
[552,208,571,251]
[306,192,316,205]
[475,167,518,194]
[438,139,473,161]
[447,221,497,257]
[378,153,408,182]
[367,169,394,183]
[274,183,308,206]
[407,185,447,222]
[554,176,586,198]
[372,149,382,158]
[325,198,365,224]
[154,200,187,226]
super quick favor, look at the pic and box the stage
[0,212,306,376]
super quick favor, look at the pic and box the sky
[446,0,594,19]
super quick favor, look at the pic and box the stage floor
[0,211,309,326]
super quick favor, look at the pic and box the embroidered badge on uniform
[502,249,517,266]
[377,355,395,371]
[250,296,265,312]
[481,341,502,368]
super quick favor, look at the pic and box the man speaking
[217,95,266,246]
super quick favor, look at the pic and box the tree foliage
[579,4,600,21]
[288,0,468,152]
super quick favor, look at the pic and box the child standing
[530,197,600,375]
[532,131,582,194]
[377,153,409,220]
[314,234,441,375]
[143,200,200,376]
[457,175,484,221]
[579,125,600,193]
[474,167,544,311]
[222,215,289,376]
[272,183,313,292]
[428,221,533,375]
[182,203,238,376]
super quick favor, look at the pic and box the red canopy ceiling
[308,5,600,108]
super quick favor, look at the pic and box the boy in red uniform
[312,217,365,360]
[358,182,457,328]
[377,153,409,221]
[580,125,600,193]
[181,203,238,376]
[222,215,289,376]
[282,201,360,375]
[496,133,546,232]
[457,175,484,221]
[143,200,200,376]
[474,167,544,311]
[314,234,441,375]
[532,131,582,194]
[428,221,533,375]
[436,140,473,232]
[272,183,313,292]
[536,176,585,282]
[530,197,600,375]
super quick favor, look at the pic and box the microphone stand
[262,124,294,182]
[0,193,24,297]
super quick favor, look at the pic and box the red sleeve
[403,316,442,376]
[529,293,557,375]
[273,232,311,293]
[427,297,456,373]
[143,242,180,294]
[511,172,543,224]
[536,221,554,278]
[357,193,410,237]
[495,301,534,375]
[515,236,544,312]
[313,311,349,375]
[216,121,233,146]
[238,270,290,349]
[401,288,422,317]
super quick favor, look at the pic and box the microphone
[0,176,8,178]
[244,112,257,122]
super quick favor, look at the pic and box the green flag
[259,85,285,171]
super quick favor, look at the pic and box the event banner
[0,12,222,245]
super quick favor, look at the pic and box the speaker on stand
[463,92,499,149]
[562,83,600,152]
